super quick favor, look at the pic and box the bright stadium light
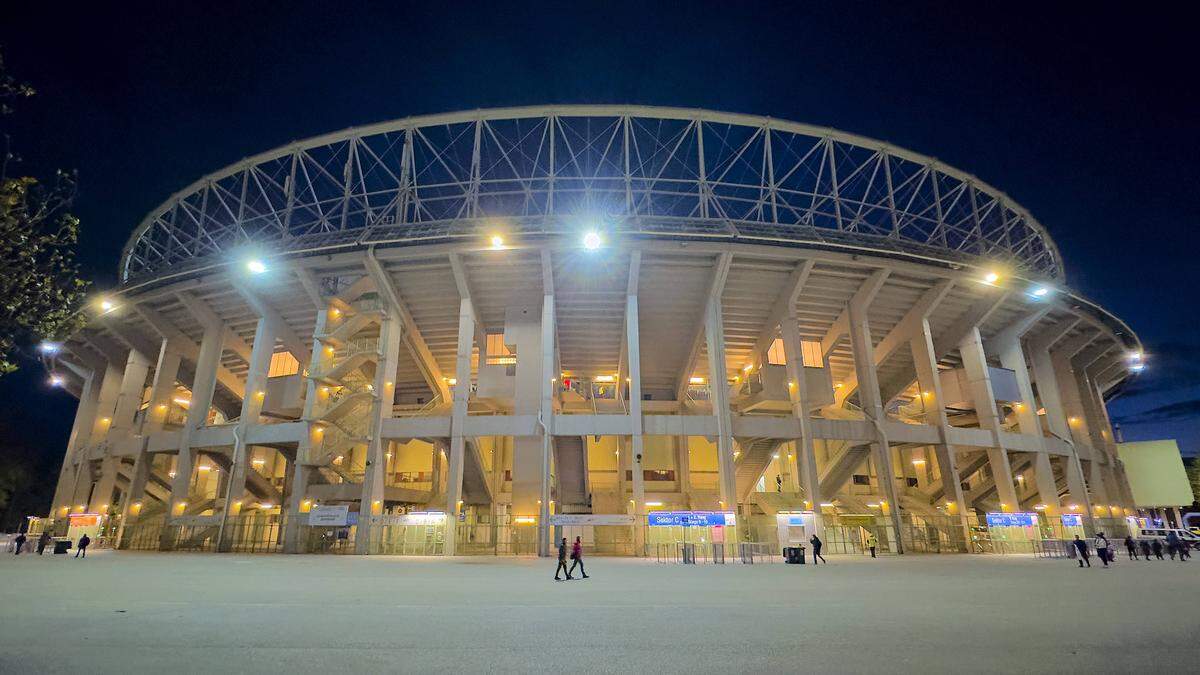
[983,271,1000,284]
[583,231,602,250]
[490,235,505,250]
[1028,285,1052,299]
[246,259,268,274]
[98,298,117,313]
[38,341,60,354]
[48,374,64,387]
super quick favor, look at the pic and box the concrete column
[958,327,1019,512]
[910,319,970,544]
[780,315,823,540]
[114,448,149,547]
[675,435,691,499]
[220,318,277,550]
[88,360,125,447]
[443,297,475,555]
[847,293,903,551]
[537,286,555,557]
[163,320,224,548]
[50,369,99,517]
[110,348,153,438]
[626,292,646,554]
[703,294,736,511]
[141,339,182,435]
[995,336,1059,515]
[356,313,402,554]
[1030,346,1095,528]
[284,309,330,553]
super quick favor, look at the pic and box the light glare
[582,231,602,250]
[246,259,267,274]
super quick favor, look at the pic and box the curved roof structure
[120,105,1064,284]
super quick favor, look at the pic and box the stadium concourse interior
[44,238,1142,556]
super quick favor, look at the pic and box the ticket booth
[985,512,1041,551]
[775,511,816,549]
[66,513,103,545]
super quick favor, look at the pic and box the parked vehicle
[1137,528,1200,550]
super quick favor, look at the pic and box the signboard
[68,513,102,528]
[1060,514,1083,527]
[646,511,736,527]
[985,512,1038,528]
[549,514,636,526]
[308,504,349,526]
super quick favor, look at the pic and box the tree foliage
[0,51,89,374]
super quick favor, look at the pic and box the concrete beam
[365,250,449,402]
[675,252,733,401]
[232,280,311,365]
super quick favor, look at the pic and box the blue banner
[647,511,735,527]
[986,512,1038,527]
[1060,514,1083,527]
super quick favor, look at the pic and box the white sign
[371,512,447,526]
[171,515,222,527]
[308,504,349,526]
[549,514,636,526]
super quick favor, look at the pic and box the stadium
[36,105,1148,557]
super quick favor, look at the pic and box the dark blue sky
[2,1,1197,471]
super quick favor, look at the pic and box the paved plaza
[0,551,1194,673]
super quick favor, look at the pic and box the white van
[1137,528,1200,550]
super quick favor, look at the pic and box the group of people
[9,532,90,557]
[1072,532,1191,568]
[553,536,589,580]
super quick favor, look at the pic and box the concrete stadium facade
[41,106,1145,556]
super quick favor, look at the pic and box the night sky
[2,2,1197,515]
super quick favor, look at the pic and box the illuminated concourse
[37,106,1153,557]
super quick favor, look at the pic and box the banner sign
[647,511,736,527]
[68,514,102,528]
[985,512,1038,528]
[170,515,222,527]
[1060,514,1083,527]
[549,514,636,526]
[308,504,349,526]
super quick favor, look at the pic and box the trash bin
[53,539,71,555]
[681,543,696,564]
[783,546,806,564]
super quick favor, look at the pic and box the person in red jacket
[568,536,589,579]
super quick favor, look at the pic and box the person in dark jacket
[1151,538,1164,560]
[1165,532,1186,561]
[554,537,571,581]
[568,536,589,579]
[810,534,827,564]
[1124,536,1138,560]
[37,532,52,555]
[12,532,26,555]
[75,533,90,558]
[1139,539,1151,560]
[1072,535,1090,567]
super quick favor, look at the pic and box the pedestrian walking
[75,533,90,558]
[1072,535,1090,568]
[1095,533,1111,567]
[810,534,827,564]
[554,537,571,581]
[1165,532,1186,562]
[1151,539,1164,560]
[12,532,26,555]
[568,536,589,579]
[866,532,878,558]
[37,532,51,555]
[1124,535,1138,560]
[1139,539,1151,560]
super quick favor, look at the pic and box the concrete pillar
[847,292,903,551]
[910,318,970,545]
[996,336,1060,516]
[163,320,224,548]
[704,294,736,511]
[675,435,691,498]
[537,285,556,557]
[50,369,99,517]
[141,340,182,435]
[284,309,330,553]
[626,291,646,554]
[958,327,1019,511]
[356,312,402,554]
[110,348,153,438]
[780,315,823,540]
[220,318,277,551]
[1030,346,1095,529]
[114,448,149,548]
[444,297,475,555]
[88,360,125,447]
